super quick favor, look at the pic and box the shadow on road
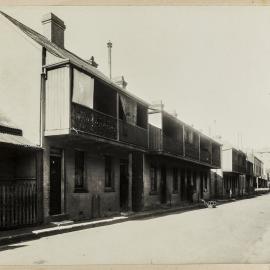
[132,206,208,221]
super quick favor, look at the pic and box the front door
[160,167,167,204]
[200,172,204,199]
[180,168,186,201]
[49,154,62,215]
[120,160,129,212]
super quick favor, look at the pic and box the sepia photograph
[0,2,270,267]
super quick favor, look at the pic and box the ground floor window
[75,150,85,191]
[105,156,114,191]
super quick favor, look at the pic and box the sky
[1,5,270,150]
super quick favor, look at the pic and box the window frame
[74,150,87,193]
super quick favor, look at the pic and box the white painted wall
[222,148,232,172]
[0,15,42,145]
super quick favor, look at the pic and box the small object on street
[200,199,217,208]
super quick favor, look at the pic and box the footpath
[0,196,253,247]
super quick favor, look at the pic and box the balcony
[212,143,221,167]
[71,103,117,140]
[163,135,183,156]
[119,120,148,148]
[149,124,162,151]
[200,137,211,164]
[200,149,211,163]
[149,125,183,155]
[185,143,199,160]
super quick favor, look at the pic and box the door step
[50,220,74,227]
[48,214,70,222]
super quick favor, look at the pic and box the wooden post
[128,153,132,211]
[36,149,44,225]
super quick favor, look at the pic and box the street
[1,194,270,264]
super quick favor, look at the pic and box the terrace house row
[0,11,221,229]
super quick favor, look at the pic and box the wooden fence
[0,180,37,229]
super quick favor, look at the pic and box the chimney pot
[88,56,98,68]
[113,76,127,90]
[41,13,66,48]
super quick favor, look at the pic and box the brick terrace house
[0,11,222,226]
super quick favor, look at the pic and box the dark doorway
[49,154,62,216]
[187,169,192,202]
[200,172,204,199]
[160,166,167,204]
[132,152,144,212]
[120,160,129,212]
[180,168,186,200]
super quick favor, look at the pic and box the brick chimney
[41,13,66,48]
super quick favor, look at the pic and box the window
[72,68,94,108]
[150,165,158,193]
[75,150,85,190]
[136,103,147,129]
[105,156,114,190]
[173,168,178,192]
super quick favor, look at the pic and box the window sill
[149,191,158,195]
[74,188,88,193]
[104,187,115,193]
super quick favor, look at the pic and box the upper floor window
[72,68,94,109]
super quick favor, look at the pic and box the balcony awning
[0,132,41,150]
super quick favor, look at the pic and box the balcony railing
[119,120,148,148]
[71,103,117,140]
[163,135,183,156]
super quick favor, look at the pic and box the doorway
[49,152,62,216]
[120,159,129,212]
[160,166,167,204]
[180,168,186,200]
[200,172,204,199]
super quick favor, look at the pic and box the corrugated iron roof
[0,11,149,106]
[0,132,40,149]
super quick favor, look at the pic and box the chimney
[87,56,99,68]
[113,76,128,90]
[41,13,66,48]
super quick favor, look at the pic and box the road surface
[1,194,270,264]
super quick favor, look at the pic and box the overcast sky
[2,5,270,150]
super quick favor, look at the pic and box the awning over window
[0,133,40,149]
[72,68,94,109]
